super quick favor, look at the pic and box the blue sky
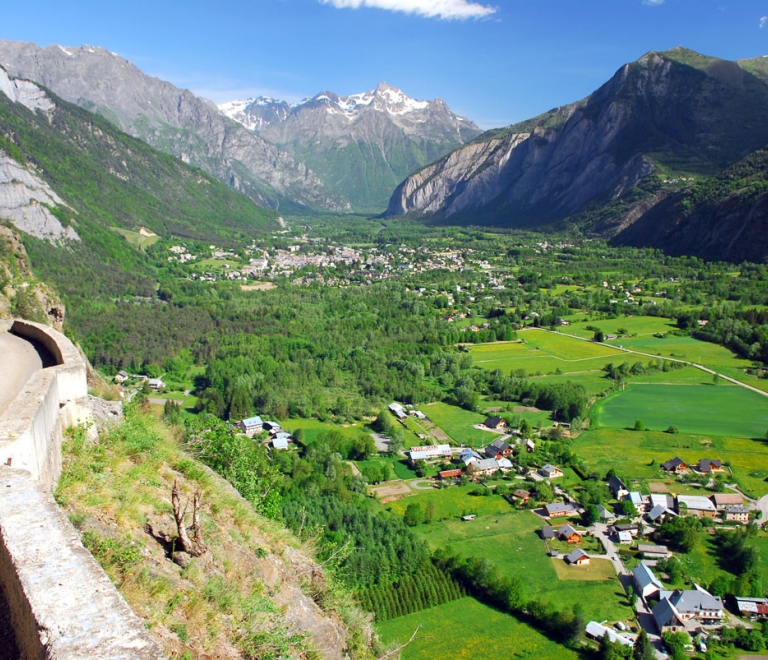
[5,0,768,128]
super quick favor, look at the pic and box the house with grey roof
[565,548,589,565]
[471,458,500,476]
[652,597,686,634]
[539,464,563,479]
[585,622,633,647]
[724,506,750,523]
[653,585,724,632]
[632,563,663,599]
[677,495,717,519]
[238,415,264,437]
[544,502,576,518]
[608,475,629,499]
[558,524,582,544]
[596,504,615,522]
[484,438,512,459]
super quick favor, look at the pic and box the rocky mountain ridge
[386,48,768,261]
[221,82,482,210]
[0,40,348,212]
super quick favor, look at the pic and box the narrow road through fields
[540,328,768,400]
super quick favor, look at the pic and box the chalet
[608,475,629,499]
[565,548,590,565]
[512,489,531,504]
[633,563,664,599]
[238,415,264,437]
[544,502,576,518]
[114,370,129,383]
[439,469,462,481]
[484,438,513,459]
[637,544,670,560]
[712,493,744,510]
[654,586,725,631]
[647,504,671,524]
[585,622,633,648]
[661,457,690,474]
[409,444,452,465]
[148,378,166,391]
[697,459,724,474]
[539,464,563,479]
[735,597,768,619]
[484,416,508,431]
[677,495,716,519]
[724,506,750,523]
[558,524,581,544]
[596,504,615,522]
[525,439,536,453]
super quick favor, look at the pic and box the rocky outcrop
[0,41,348,211]
[387,48,768,229]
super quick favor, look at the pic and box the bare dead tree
[172,479,207,557]
[378,625,423,659]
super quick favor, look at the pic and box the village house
[646,504,673,525]
[470,458,501,477]
[633,563,664,599]
[596,504,615,523]
[388,402,408,419]
[610,523,640,539]
[697,459,724,474]
[539,464,563,479]
[653,586,725,633]
[271,435,290,450]
[711,493,744,510]
[408,444,452,465]
[565,548,590,565]
[624,491,647,514]
[409,409,427,420]
[585,622,633,648]
[484,438,513,460]
[724,506,750,524]
[512,489,531,505]
[677,495,717,519]
[148,378,166,391]
[114,370,129,383]
[544,502,576,518]
[616,530,633,544]
[608,475,629,499]
[438,468,462,481]
[558,524,582,544]
[637,544,671,560]
[483,416,508,431]
[459,448,482,467]
[238,415,264,437]
[525,439,536,453]
[650,493,676,510]
[661,457,690,475]
[262,420,283,434]
[540,525,556,540]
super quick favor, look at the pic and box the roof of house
[667,586,723,614]
[484,416,505,427]
[544,502,575,515]
[596,504,615,519]
[650,493,675,509]
[475,458,499,471]
[677,495,716,512]
[712,493,744,506]
[439,469,462,478]
[566,548,588,564]
[647,504,667,521]
[585,622,634,647]
[698,458,722,472]
[241,415,263,427]
[608,475,628,493]
[540,464,561,475]
[559,524,580,538]
[661,457,687,470]
[638,544,669,555]
[459,448,482,459]
[633,564,664,592]
[617,530,633,542]
[272,437,289,449]
[541,526,556,539]
[626,491,644,506]
[652,597,685,630]
[725,506,750,514]
[497,457,513,469]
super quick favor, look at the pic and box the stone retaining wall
[0,320,162,659]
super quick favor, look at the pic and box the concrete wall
[0,320,163,659]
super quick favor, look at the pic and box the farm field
[377,597,578,660]
[422,402,498,447]
[572,428,768,498]
[386,484,513,519]
[563,315,678,340]
[551,557,616,581]
[592,384,768,438]
[281,418,368,445]
[415,510,632,622]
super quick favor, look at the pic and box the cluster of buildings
[236,415,293,449]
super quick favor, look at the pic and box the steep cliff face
[0,41,348,211]
[222,82,481,211]
[387,48,768,229]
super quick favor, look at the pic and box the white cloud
[319,0,496,20]
[642,0,664,5]
[761,15,767,28]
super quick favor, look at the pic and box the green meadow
[377,597,578,660]
[414,510,633,623]
[572,428,768,497]
[386,484,513,519]
[592,383,768,438]
[422,402,499,447]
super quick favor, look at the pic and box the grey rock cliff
[0,41,348,211]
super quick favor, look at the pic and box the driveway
[592,523,628,575]
[0,323,45,417]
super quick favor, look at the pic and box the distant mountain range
[387,47,768,261]
[219,82,481,210]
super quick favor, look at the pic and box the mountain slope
[221,83,481,211]
[386,48,768,235]
[0,40,348,212]
[612,147,768,262]
[0,65,278,307]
